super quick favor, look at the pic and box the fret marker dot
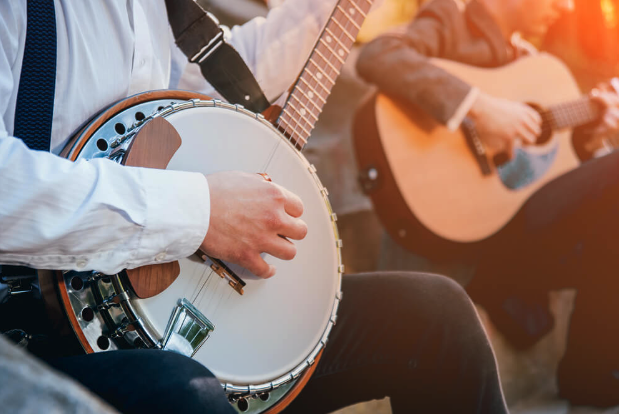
[308,91,314,99]
[300,108,307,116]
[350,8,356,15]
[317,73,323,79]
[326,36,332,43]
[338,49,345,57]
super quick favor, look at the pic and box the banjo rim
[49,90,337,413]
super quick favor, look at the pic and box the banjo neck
[274,0,373,149]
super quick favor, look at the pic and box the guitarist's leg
[468,150,619,347]
[284,272,507,414]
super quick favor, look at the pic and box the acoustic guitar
[353,54,612,254]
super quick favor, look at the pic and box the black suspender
[12,1,268,152]
[13,0,57,151]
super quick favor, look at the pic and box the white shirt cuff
[126,168,210,270]
[446,87,480,131]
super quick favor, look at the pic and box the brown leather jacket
[356,0,533,125]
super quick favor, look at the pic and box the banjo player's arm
[0,2,211,275]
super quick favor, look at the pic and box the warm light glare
[601,0,618,29]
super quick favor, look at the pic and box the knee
[385,272,479,327]
[134,351,233,414]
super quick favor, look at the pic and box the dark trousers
[49,272,506,414]
[465,150,619,403]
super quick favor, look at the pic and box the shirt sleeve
[356,0,475,127]
[175,0,339,102]
[0,3,210,275]
[0,135,210,275]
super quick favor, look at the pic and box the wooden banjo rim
[61,90,213,161]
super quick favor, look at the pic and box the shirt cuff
[446,87,480,131]
[127,168,210,269]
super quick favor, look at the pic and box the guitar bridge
[462,117,492,175]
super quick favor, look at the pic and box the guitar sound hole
[97,336,110,350]
[259,393,270,402]
[135,111,145,121]
[81,307,94,322]
[237,398,249,412]
[114,123,126,135]
[70,276,84,291]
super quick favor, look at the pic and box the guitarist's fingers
[517,124,538,145]
[525,107,542,127]
[602,112,619,132]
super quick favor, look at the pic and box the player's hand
[590,83,619,138]
[469,92,542,159]
[200,171,308,278]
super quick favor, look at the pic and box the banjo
[40,1,373,413]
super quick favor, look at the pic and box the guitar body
[354,54,583,251]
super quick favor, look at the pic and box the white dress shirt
[0,0,336,274]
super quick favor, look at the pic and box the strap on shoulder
[166,0,270,113]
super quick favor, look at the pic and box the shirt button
[76,259,88,269]
[154,252,167,262]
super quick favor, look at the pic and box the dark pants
[49,272,506,414]
[465,150,619,332]
[464,150,619,402]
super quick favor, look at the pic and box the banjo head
[140,102,342,384]
[55,94,343,408]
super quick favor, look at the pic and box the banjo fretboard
[275,0,374,149]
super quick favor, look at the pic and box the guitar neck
[544,96,601,130]
[275,0,374,149]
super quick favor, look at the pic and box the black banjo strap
[165,0,270,113]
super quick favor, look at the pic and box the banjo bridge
[199,253,246,296]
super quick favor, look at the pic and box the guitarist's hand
[200,171,308,279]
[590,84,619,138]
[469,92,542,159]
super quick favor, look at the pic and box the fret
[319,39,346,65]
[288,100,319,123]
[331,18,356,42]
[293,87,322,112]
[282,109,312,136]
[277,116,298,136]
[325,27,352,52]
[291,93,321,118]
[348,0,366,17]
[277,119,308,148]
[314,48,341,74]
[307,61,336,85]
[300,75,328,102]
[336,6,361,30]
[547,96,600,130]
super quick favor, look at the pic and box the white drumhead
[134,105,341,385]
